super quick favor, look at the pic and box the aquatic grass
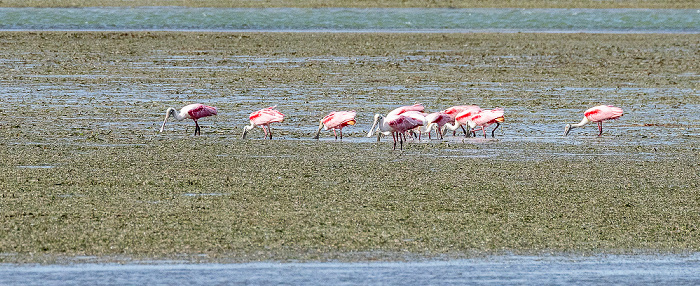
[0,140,698,262]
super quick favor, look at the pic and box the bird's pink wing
[388,103,424,116]
[387,114,423,132]
[454,107,483,123]
[434,113,453,126]
[323,111,356,129]
[402,111,427,125]
[443,105,480,117]
[425,112,453,127]
[585,105,623,122]
[187,104,217,119]
[250,107,285,125]
[469,109,504,126]
[425,112,440,123]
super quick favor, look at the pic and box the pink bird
[159,103,217,136]
[402,110,442,140]
[441,105,483,137]
[424,112,454,139]
[467,108,505,138]
[367,111,424,150]
[313,110,357,140]
[242,106,285,139]
[384,103,431,140]
[564,105,623,136]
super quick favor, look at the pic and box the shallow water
[1,7,699,33]
[2,254,700,285]
[4,69,697,153]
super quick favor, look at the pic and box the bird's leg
[333,129,338,140]
[194,121,201,136]
[491,122,500,138]
[261,125,269,139]
[268,126,273,140]
[482,127,487,138]
[392,132,397,150]
[339,129,343,140]
[399,133,404,150]
[598,122,603,136]
[461,126,468,137]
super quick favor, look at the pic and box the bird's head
[564,124,572,136]
[313,119,325,140]
[242,125,252,139]
[366,114,383,137]
[159,107,177,133]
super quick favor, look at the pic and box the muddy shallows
[0,31,698,263]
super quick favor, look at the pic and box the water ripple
[0,8,698,33]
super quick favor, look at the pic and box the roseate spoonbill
[424,112,453,139]
[467,108,505,138]
[313,110,357,140]
[159,103,217,136]
[442,105,481,136]
[564,105,623,136]
[367,103,428,139]
[441,105,483,137]
[402,110,439,141]
[242,106,285,139]
[367,113,424,150]
[385,103,428,139]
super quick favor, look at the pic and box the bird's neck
[168,108,186,121]
[313,121,324,139]
[418,122,437,132]
[442,122,461,132]
[377,117,393,132]
[572,117,590,127]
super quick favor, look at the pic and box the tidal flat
[0,32,698,263]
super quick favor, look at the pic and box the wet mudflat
[0,31,698,265]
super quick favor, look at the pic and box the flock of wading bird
[159,103,624,150]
